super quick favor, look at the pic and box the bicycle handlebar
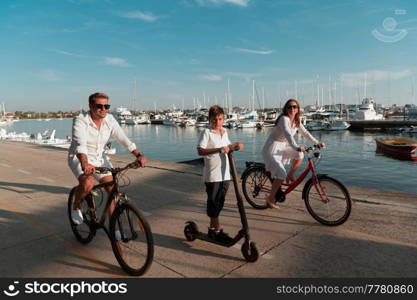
[304,144,322,152]
[95,161,140,174]
[229,145,241,152]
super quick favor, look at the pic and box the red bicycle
[241,145,351,226]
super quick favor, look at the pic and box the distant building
[405,104,417,120]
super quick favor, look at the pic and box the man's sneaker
[71,209,84,225]
[115,230,122,241]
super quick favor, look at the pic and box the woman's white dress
[262,116,318,180]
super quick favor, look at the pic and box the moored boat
[375,137,417,161]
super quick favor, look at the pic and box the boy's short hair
[89,92,109,105]
[208,105,225,120]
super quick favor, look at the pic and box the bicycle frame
[86,171,123,229]
[257,151,326,200]
[282,157,317,194]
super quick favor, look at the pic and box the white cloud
[38,70,62,81]
[102,57,131,67]
[194,0,250,7]
[48,48,86,58]
[340,70,412,87]
[119,10,158,22]
[223,0,250,7]
[200,74,223,81]
[189,58,201,65]
[230,47,273,55]
[226,71,260,82]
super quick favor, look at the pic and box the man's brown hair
[88,92,109,105]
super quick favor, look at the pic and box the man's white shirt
[68,112,136,166]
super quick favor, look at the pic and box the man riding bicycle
[68,92,147,225]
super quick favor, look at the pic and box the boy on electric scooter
[197,105,244,244]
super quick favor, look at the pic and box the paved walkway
[0,141,416,277]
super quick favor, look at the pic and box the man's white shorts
[68,154,112,181]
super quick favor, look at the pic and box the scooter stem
[227,152,250,236]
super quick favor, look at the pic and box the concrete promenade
[0,141,416,278]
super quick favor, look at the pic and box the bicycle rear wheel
[242,166,271,209]
[67,188,96,244]
[304,176,351,226]
[109,203,154,276]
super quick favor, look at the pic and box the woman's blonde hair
[274,99,301,127]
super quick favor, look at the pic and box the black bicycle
[67,161,154,276]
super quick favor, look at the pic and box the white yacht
[224,119,239,128]
[150,113,165,124]
[239,110,259,121]
[237,120,262,129]
[125,113,151,125]
[163,117,180,127]
[354,98,384,120]
[306,119,350,131]
[306,120,328,131]
[112,107,132,124]
[324,120,350,131]
[195,114,209,128]
[178,116,196,127]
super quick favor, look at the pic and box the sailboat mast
[227,78,232,114]
[295,80,298,99]
[364,72,367,99]
[252,79,255,111]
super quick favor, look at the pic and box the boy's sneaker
[208,228,217,239]
[71,209,84,225]
[208,228,233,244]
[215,230,233,244]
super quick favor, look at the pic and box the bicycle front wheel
[304,176,351,226]
[109,203,154,276]
[242,166,271,209]
[67,188,96,244]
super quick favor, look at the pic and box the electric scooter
[184,148,259,262]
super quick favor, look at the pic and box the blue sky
[2,0,417,112]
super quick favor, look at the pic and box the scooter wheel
[241,241,259,262]
[184,221,198,241]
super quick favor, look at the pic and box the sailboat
[0,103,13,126]
[125,78,151,125]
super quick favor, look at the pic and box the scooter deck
[193,231,240,247]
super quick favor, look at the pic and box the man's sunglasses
[287,105,298,109]
[94,104,111,110]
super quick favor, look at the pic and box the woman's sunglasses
[94,104,111,110]
[287,105,298,109]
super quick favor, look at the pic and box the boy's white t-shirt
[197,128,231,182]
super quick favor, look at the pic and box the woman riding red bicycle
[262,99,325,209]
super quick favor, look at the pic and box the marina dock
[0,141,416,277]
[348,120,417,130]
